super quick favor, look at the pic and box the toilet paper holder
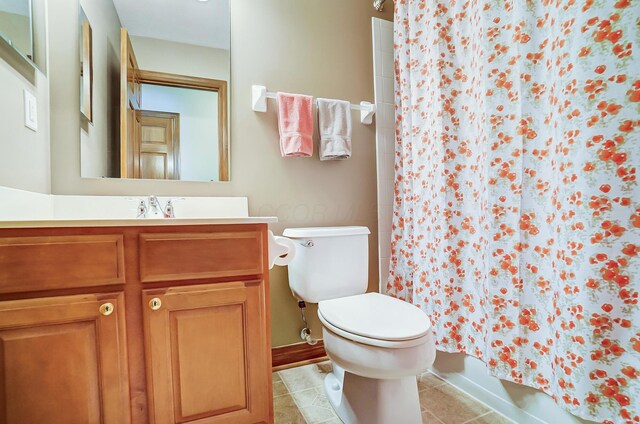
[267,230,297,269]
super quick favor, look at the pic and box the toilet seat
[318,293,432,349]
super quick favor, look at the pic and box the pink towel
[277,92,314,157]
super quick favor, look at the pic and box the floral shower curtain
[387,0,639,422]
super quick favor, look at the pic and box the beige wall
[0,0,49,194]
[0,43,50,193]
[131,36,230,81]
[46,0,392,347]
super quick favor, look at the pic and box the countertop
[0,217,278,229]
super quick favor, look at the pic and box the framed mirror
[0,0,33,63]
[80,0,230,182]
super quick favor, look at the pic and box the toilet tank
[283,226,370,303]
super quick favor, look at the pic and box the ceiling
[111,0,230,50]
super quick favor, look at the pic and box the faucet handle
[164,198,186,219]
[126,197,148,218]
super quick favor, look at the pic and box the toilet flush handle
[300,240,314,248]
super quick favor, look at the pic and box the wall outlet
[23,89,38,132]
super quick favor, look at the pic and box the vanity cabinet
[0,224,273,424]
[143,281,270,423]
[0,292,129,424]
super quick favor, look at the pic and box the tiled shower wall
[372,17,394,291]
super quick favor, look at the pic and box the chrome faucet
[135,200,148,218]
[128,196,184,218]
[164,198,185,219]
[147,195,166,218]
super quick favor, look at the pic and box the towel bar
[251,85,376,125]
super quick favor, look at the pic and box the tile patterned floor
[273,361,515,424]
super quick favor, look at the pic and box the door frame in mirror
[136,70,229,181]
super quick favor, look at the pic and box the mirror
[79,0,230,182]
[0,0,33,62]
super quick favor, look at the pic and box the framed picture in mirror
[79,7,92,122]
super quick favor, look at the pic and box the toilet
[282,226,436,424]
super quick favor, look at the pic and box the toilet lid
[318,293,431,341]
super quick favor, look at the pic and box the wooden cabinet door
[0,293,130,424]
[137,111,181,180]
[143,281,272,424]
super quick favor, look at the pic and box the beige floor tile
[299,404,337,424]
[465,412,515,424]
[273,380,289,397]
[291,386,338,423]
[422,409,444,423]
[290,387,330,408]
[318,418,342,424]
[312,393,332,410]
[418,372,445,391]
[274,361,509,424]
[273,372,282,383]
[279,362,331,392]
[273,393,307,424]
[419,383,490,424]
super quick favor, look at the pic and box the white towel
[317,98,352,160]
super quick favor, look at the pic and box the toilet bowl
[282,227,436,424]
[318,292,436,424]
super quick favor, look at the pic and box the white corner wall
[372,17,394,289]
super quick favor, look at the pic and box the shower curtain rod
[373,0,387,12]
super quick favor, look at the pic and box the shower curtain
[387,0,639,423]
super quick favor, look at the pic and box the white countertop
[0,187,279,228]
[0,217,278,229]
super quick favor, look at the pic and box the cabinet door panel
[138,232,263,283]
[0,235,125,294]
[173,305,247,417]
[143,282,271,424]
[0,293,130,424]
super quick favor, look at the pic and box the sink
[0,186,274,226]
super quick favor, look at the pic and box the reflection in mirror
[0,0,33,60]
[79,6,92,122]
[80,0,230,182]
[123,74,227,181]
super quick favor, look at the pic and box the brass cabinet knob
[99,302,114,316]
[149,298,162,311]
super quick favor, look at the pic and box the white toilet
[282,226,436,424]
